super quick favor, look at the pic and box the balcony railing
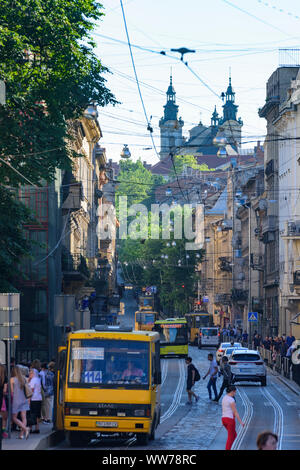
[215,293,231,305]
[231,288,248,302]
[261,215,277,235]
[219,257,232,272]
[62,251,90,280]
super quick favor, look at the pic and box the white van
[198,327,220,349]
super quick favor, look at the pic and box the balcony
[282,221,300,239]
[215,294,231,305]
[261,215,277,234]
[265,159,275,177]
[62,250,90,281]
[294,271,300,285]
[231,288,248,303]
[62,181,83,211]
[219,257,232,272]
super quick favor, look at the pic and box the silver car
[229,349,267,386]
[216,342,242,363]
[222,346,248,360]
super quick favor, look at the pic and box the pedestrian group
[185,352,278,451]
[0,358,55,440]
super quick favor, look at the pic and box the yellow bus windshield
[154,323,188,345]
[68,339,149,389]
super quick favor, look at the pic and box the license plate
[96,421,118,428]
[240,368,253,373]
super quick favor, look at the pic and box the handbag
[24,380,33,399]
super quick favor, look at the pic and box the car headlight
[70,408,81,415]
[134,409,145,417]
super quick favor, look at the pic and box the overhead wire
[119,0,160,159]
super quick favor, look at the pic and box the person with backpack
[43,362,55,423]
[215,356,232,403]
[185,357,200,405]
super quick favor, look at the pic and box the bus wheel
[136,432,149,446]
[149,416,156,441]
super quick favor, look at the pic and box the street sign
[0,293,20,340]
[248,312,258,322]
[54,295,76,326]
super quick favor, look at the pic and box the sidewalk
[1,422,63,451]
[268,366,300,396]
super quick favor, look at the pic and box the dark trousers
[207,377,218,400]
[217,380,230,401]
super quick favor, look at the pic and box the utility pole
[247,203,252,341]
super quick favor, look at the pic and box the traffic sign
[248,312,258,322]
[0,293,20,340]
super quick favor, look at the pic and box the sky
[92,0,300,165]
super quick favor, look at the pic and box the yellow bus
[185,311,213,345]
[55,325,161,447]
[153,318,188,358]
[135,310,158,331]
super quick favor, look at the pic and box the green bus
[153,318,188,358]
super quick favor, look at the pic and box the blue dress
[12,378,30,414]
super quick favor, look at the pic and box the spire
[211,106,219,127]
[220,74,238,123]
[162,73,179,122]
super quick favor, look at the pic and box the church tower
[218,75,243,149]
[159,74,184,160]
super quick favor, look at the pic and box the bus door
[150,341,162,430]
[55,346,67,431]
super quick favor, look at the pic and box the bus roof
[68,328,159,341]
[154,318,187,324]
[185,312,210,316]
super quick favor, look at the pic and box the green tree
[169,154,215,180]
[0,187,34,291]
[0,0,116,185]
[0,0,116,290]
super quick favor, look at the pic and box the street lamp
[120,144,131,159]
[166,187,172,197]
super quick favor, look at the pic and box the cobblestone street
[148,348,224,450]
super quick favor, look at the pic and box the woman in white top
[28,368,42,434]
[221,385,244,450]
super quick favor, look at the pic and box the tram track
[260,387,284,450]
[160,360,186,423]
[232,386,253,450]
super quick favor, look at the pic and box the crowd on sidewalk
[0,358,55,441]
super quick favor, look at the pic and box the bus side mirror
[154,371,161,385]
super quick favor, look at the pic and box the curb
[35,430,65,450]
[267,367,300,396]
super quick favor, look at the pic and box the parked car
[229,349,267,386]
[216,342,242,363]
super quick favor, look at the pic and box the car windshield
[232,353,261,361]
[68,339,149,388]
[225,347,246,355]
[201,328,218,336]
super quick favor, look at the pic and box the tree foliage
[0,0,116,186]
[169,154,215,179]
[0,187,34,291]
[0,0,116,290]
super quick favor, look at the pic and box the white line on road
[160,360,186,423]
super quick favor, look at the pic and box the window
[232,353,260,361]
[68,339,149,388]
[154,323,188,345]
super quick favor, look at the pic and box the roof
[206,187,228,215]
